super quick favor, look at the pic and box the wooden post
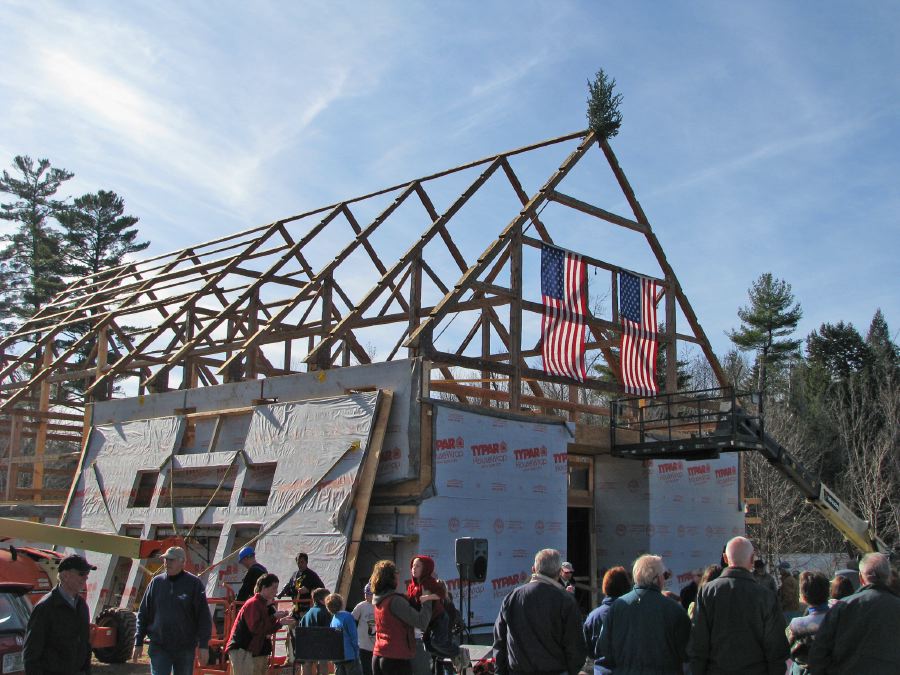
[481,312,491,406]
[33,337,55,503]
[246,291,260,379]
[509,228,522,412]
[182,310,198,389]
[93,325,110,401]
[314,278,334,371]
[611,270,619,324]
[283,338,292,373]
[408,256,422,358]
[5,416,18,500]
[665,278,677,393]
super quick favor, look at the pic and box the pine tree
[58,190,149,278]
[0,156,73,336]
[806,321,869,380]
[728,273,802,398]
[56,190,150,400]
[586,69,623,140]
[865,308,898,371]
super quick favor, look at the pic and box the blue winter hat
[238,546,255,562]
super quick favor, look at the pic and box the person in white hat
[132,546,212,674]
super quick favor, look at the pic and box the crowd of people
[495,538,900,675]
[21,536,900,675]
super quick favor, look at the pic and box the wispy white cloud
[645,110,883,200]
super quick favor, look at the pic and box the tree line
[715,273,898,559]
[0,155,150,397]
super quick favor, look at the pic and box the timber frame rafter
[0,129,727,502]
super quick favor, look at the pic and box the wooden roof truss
[0,130,725,421]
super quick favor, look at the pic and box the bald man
[807,552,900,674]
[688,537,788,675]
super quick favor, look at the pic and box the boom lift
[0,517,186,663]
[610,387,890,556]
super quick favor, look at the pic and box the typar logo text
[436,436,465,464]
[514,445,548,470]
[715,465,737,487]
[491,571,529,598]
[687,463,711,485]
[553,452,568,472]
[471,441,508,467]
[657,460,684,482]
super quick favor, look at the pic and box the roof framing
[0,129,726,424]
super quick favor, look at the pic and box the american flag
[619,271,659,395]
[541,244,587,381]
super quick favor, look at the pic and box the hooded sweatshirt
[406,555,445,619]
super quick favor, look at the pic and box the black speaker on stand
[455,537,488,632]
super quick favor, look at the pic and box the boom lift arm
[0,517,185,561]
[734,411,890,555]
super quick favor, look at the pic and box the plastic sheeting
[92,359,420,484]
[62,392,381,616]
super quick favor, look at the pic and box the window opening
[158,466,235,508]
[239,463,276,506]
[129,471,159,508]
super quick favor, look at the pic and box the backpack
[424,598,463,657]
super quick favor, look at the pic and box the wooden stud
[336,390,393,599]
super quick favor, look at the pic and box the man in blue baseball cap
[236,545,268,602]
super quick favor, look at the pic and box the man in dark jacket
[235,546,267,602]
[132,546,212,675]
[689,536,788,675]
[807,552,900,674]
[23,553,95,675]
[279,551,325,617]
[597,554,690,674]
[493,548,586,675]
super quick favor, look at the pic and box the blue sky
[1,0,897,359]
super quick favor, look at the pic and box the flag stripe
[619,272,659,395]
[541,244,587,381]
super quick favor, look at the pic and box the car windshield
[0,593,30,633]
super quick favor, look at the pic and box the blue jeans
[148,643,195,675]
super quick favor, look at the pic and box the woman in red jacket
[227,573,296,675]
[370,560,439,675]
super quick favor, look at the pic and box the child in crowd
[299,587,331,675]
[326,592,362,675]
[407,555,459,658]
[352,584,376,675]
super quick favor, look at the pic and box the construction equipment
[0,517,186,663]
[0,517,295,672]
[610,387,890,556]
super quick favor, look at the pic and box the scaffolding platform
[610,387,766,460]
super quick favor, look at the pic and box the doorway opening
[567,506,592,614]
